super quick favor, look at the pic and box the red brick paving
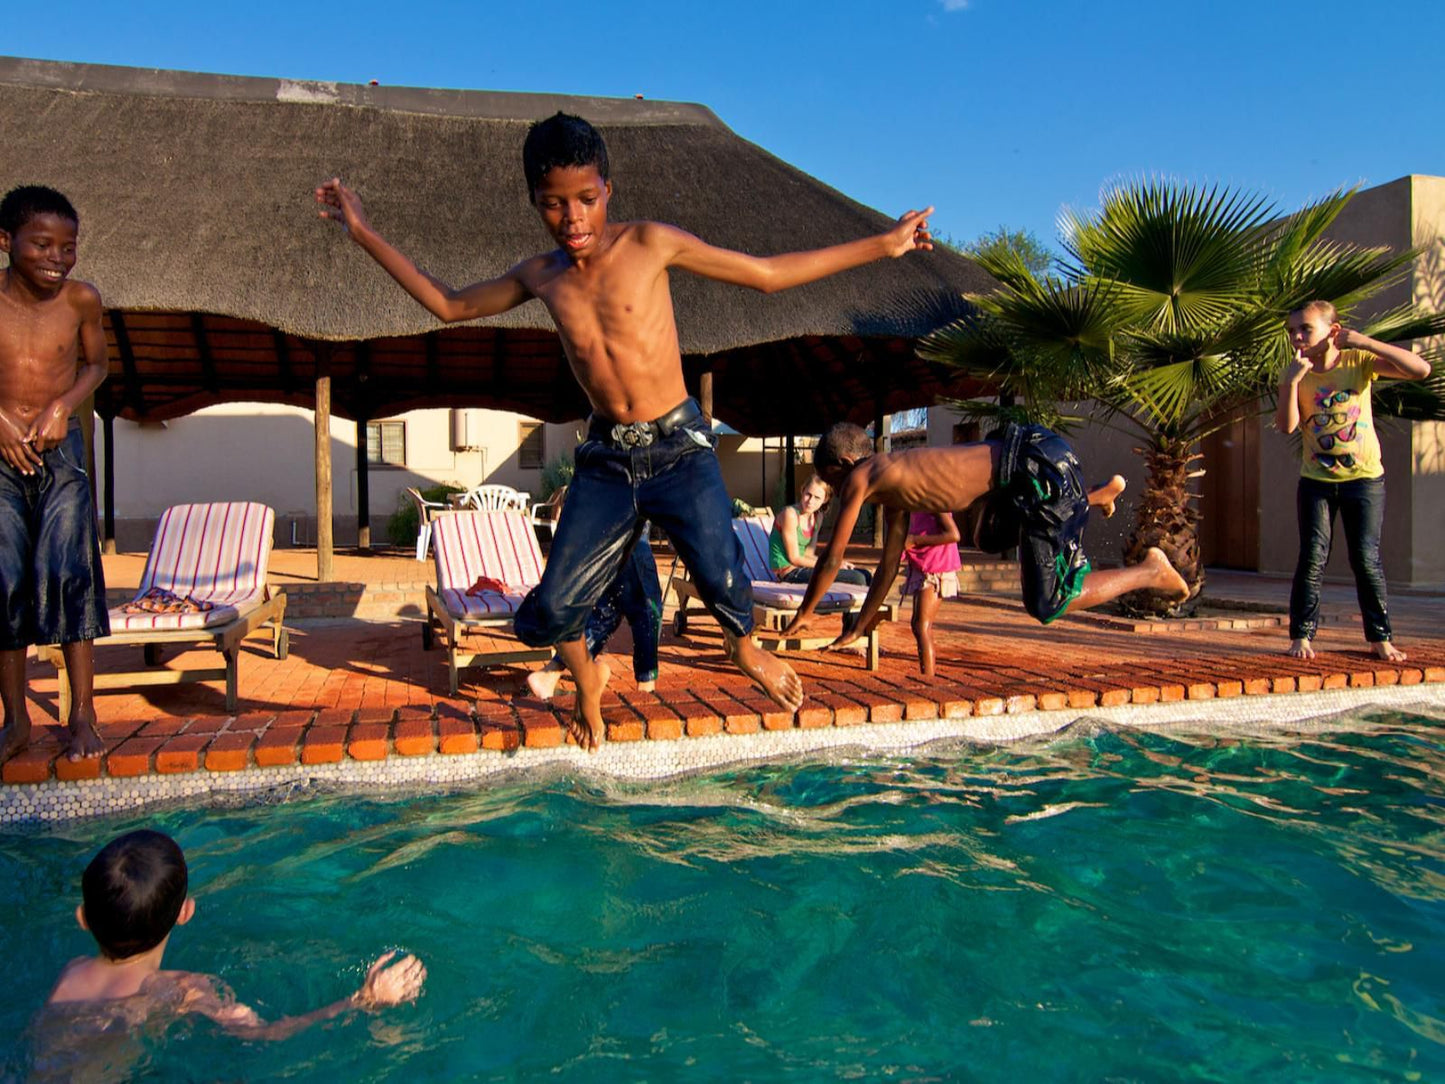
[3,576,1444,785]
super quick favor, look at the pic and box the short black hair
[522,113,609,200]
[0,185,78,236]
[814,423,874,470]
[82,830,188,960]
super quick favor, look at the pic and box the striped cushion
[751,581,867,611]
[431,511,544,620]
[110,503,274,631]
[733,514,776,582]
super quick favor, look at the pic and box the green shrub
[539,454,574,500]
[387,483,465,546]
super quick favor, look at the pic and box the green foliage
[961,226,1056,279]
[921,180,1442,442]
[539,454,575,501]
[387,483,464,547]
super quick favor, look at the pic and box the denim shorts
[514,400,754,646]
[0,421,110,649]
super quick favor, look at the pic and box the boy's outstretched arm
[181,951,425,1042]
[1335,327,1432,380]
[782,476,872,634]
[831,507,910,648]
[655,207,933,294]
[316,179,530,322]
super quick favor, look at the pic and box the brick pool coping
[4,679,1442,826]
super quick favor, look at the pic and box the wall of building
[98,402,579,550]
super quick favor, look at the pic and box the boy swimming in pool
[44,829,425,1042]
[783,421,1189,645]
[317,112,934,748]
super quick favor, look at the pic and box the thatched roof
[0,56,993,434]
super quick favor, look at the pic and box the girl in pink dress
[901,511,961,676]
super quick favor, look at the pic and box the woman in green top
[769,475,871,587]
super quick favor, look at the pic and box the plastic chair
[461,484,530,513]
[406,487,450,561]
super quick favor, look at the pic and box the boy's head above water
[81,830,190,960]
[523,113,613,259]
[813,422,875,487]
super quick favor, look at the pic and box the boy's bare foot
[565,658,610,752]
[1372,640,1406,662]
[637,679,656,693]
[0,723,32,765]
[1287,637,1316,659]
[1091,475,1127,518]
[727,634,804,713]
[526,665,565,702]
[65,712,105,761]
[1143,547,1189,603]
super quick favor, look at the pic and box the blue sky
[15,0,1445,253]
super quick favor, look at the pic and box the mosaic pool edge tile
[4,683,1442,825]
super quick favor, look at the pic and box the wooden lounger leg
[49,649,74,722]
[224,647,239,713]
[867,627,881,671]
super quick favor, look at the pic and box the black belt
[588,399,702,449]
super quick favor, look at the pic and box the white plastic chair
[462,484,530,514]
[406,487,450,561]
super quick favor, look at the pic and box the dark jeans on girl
[1288,476,1392,643]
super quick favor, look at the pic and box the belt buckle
[610,421,654,448]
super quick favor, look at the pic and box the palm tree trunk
[1121,439,1204,616]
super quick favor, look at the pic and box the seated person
[768,474,871,587]
[784,421,1187,646]
[43,829,425,1052]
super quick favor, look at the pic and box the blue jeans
[584,530,662,683]
[0,421,110,649]
[1289,476,1392,643]
[514,402,753,646]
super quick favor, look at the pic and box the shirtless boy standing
[0,185,110,764]
[317,113,933,747]
[784,421,1189,645]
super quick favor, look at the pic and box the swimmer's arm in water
[178,952,425,1041]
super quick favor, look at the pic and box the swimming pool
[4,705,1442,1081]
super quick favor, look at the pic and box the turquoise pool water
[2,708,1443,1081]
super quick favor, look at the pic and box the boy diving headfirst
[317,113,933,748]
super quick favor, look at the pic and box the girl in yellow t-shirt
[1276,301,1432,662]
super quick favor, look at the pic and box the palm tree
[920,181,1445,616]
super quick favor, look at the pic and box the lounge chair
[667,511,892,670]
[423,509,552,693]
[41,501,287,714]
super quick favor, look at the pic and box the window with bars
[518,422,545,470]
[366,420,406,467]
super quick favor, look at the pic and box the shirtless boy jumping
[783,422,1189,646]
[0,186,110,764]
[317,113,933,748]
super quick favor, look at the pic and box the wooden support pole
[315,348,334,583]
[784,431,796,505]
[102,412,116,554]
[355,416,371,552]
[872,406,889,547]
[699,371,714,424]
